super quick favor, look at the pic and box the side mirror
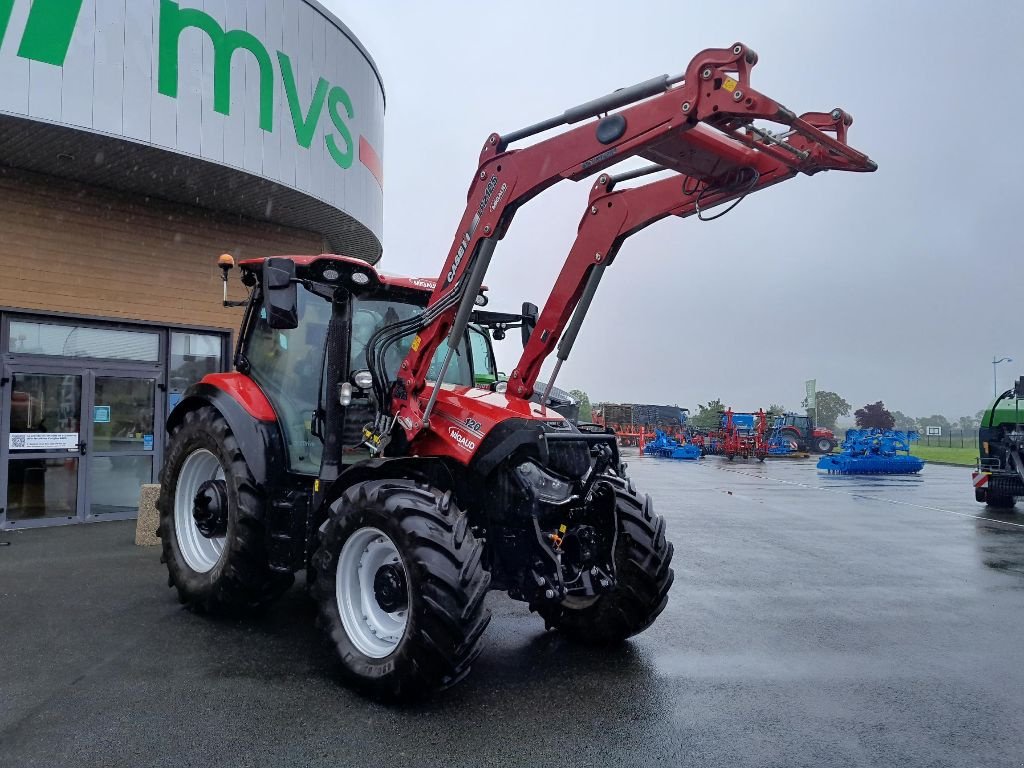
[521,301,539,347]
[261,257,298,329]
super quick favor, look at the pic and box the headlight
[352,369,374,389]
[516,461,573,503]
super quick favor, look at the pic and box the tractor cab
[232,255,505,477]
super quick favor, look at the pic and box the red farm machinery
[718,408,770,461]
[156,43,875,699]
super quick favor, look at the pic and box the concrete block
[135,484,161,547]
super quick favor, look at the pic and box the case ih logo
[448,428,476,452]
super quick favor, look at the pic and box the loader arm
[382,43,875,444]
[510,106,870,399]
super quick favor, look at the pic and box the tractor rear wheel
[312,479,491,700]
[534,477,674,645]
[157,406,293,612]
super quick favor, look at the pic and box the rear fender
[167,381,286,488]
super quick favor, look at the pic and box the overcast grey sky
[326,0,1023,419]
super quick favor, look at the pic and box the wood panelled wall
[0,167,325,330]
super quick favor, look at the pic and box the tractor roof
[238,254,441,295]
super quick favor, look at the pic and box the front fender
[167,381,286,488]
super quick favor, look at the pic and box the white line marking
[707,464,1024,530]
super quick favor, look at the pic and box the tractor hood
[412,384,570,464]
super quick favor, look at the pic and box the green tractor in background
[974,376,1024,508]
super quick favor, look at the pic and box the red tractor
[157,43,874,699]
[774,412,836,453]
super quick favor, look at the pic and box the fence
[918,429,977,448]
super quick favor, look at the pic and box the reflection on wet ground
[2,453,1023,767]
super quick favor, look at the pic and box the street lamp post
[993,355,1013,397]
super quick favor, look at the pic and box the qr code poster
[8,432,79,451]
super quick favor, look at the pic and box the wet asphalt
[2,453,1024,768]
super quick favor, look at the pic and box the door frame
[0,361,89,529]
[83,366,165,523]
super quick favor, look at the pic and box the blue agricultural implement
[817,429,925,474]
[643,430,702,460]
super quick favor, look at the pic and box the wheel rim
[174,449,227,574]
[336,527,409,659]
[818,439,831,452]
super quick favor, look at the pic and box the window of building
[169,332,224,393]
[8,320,159,361]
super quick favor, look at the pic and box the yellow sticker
[559,524,567,534]
[722,77,738,92]
[314,479,320,492]
[410,335,422,352]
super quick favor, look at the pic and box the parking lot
[2,454,1023,768]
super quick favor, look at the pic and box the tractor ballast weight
[157,43,875,700]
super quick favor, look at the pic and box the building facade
[0,0,384,529]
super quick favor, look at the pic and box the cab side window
[245,291,330,474]
[468,326,496,385]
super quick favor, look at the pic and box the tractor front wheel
[534,477,674,645]
[815,437,836,454]
[157,406,293,612]
[312,480,491,700]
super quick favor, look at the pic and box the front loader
[157,43,876,700]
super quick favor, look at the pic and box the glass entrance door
[86,375,158,519]
[1,368,86,526]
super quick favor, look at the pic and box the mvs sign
[0,0,383,187]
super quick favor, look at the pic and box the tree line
[571,388,984,434]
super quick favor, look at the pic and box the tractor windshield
[353,298,489,386]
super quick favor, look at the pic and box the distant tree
[766,403,786,418]
[691,399,725,429]
[917,414,951,432]
[890,410,917,430]
[568,389,592,421]
[803,390,850,430]
[855,401,895,429]
[958,415,979,432]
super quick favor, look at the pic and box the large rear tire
[534,477,674,645]
[157,406,293,612]
[312,480,491,700]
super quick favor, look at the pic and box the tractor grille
[547,439,591,479]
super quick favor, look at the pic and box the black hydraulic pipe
[422,238,499,425]
[541,264,606,402]
[608,163,669,186]
[501,74,677,146]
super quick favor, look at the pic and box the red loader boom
[380,42,875,448]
